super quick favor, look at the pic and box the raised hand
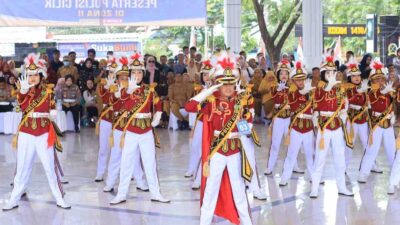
[357,79,370,93]
[381,80,395,94]
[18,73,34,94]
[235,80,245,94]
[324,72,341,91]
[104,76,115,90]
[114,84,123,98]
[276,81,288,92]
[127,76,140,94]
[299,79,315,95]
[192,83,223,102]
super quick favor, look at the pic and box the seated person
[83,79,98,127]
[0,77,13,112]
[168,73,192,130]
[57,75,81,132]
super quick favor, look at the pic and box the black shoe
[177,120,184,130]
[183,121,191,130]
[75,126,80,133]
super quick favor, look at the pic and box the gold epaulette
[193,84,202,92]
[109,84,118,93]
[245,84,254,91]
[289,84,297,93]
[46,84,54,94]
[317,81,326,88]
[150,83,158,89]
[371,83,380,91]
[340,83,355,90]
[207,95,216,103]
[100,78,107,85]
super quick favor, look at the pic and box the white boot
[110,195,127,205]
[136,184,149,192]
[103,186,114,192]
[279,179,288,187]
[388,185,396,195]
[338,188,354,197]
[2,200,18,211]
[371,163,383,173]
[357,174,368,183]
[94,175,103,182]
[184,172,193,178]
[56,199,71,209]
[253,190,267,200]
[60,176,69,184]
[151,194,171,203]
[264,169,273,176]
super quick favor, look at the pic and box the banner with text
[0,0,206,26]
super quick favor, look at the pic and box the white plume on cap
[23,53,47,78]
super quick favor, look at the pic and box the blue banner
[0,0,206,26]
[57,41,142,59]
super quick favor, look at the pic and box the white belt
[63,99,76,103]
[214,131,240,139]
[28,112,50,118]
[133,113,152,119]
[371,111,391,118]
[319,111,335,117]
[297,113,313,119]
[349,104,362,110]
[0,102,10,105]
[275,104,282,109]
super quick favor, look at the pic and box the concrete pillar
[224,0,241,53]
[302,0,323,70]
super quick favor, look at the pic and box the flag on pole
[297,37,303,60]
[190,26,197,48]
[334,36,342,62]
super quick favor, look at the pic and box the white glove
[324,72,341,91]
[299,79,315,95]
[104,77,115,90]
[312,111,319,128]
[151,111,162,127]
[276,81,288,92]
[192,83,223,102]
[381,81,395,94]
[114,85,123,98]
[390,111,396,126]
[357,79,370,93]
[50,109,57,121]
[235,80,245,95]
[339,109,348,124]
[127,76,140,94]
[18,73,34,94]
[249,108,255,119]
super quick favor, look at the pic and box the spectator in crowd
[187,56,201,83]
[249,68,264,119]
[83,79,98,127]
[248,58,258,70]
[258,54,268,71]
[40,53,58,86]
[7,75,17,91]
[0,55,3,71]
[87,48,100,69]
[106,51,113,57]
[68,51,81,71]
[239,55,254,84]
[393,48,400,76]
[289,54,295,67]
[159,55,173,76]
[258,70,278,121]
[50,49,64,73]
[167,58,175,70]
[311,67,321,87]
[1,62,16,80]
[359,53,373,79]
[7,60,18,77]
[156,69,170,128]
[168,73,191,130]
[174,52,187,74]
[239,50,247,61]
[183,46,189,56]
[57,75,81,133]
[79,58,97,91]
[0,77,14,112]
[336,71,346,83]
[58,55,79,82]
[97,59,108,80]
[339,51,354,72]
[144,55,160,84]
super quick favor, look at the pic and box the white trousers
[179,108,189,118]
[96,120,112,177]
[281,129,314,182]
[241,136,261,193]
[345,122,369,167]
[105,130,145,188]
[359,126,396,177]
[389,152,400,186]
[186,121,203,176]
[9,132,64,203]
[200,152,252,225]
[116,130,162,199]
[312,128,347,192]
[267,117,290,172]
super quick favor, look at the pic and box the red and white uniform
[345,86,369,168]
[113,85,166,201]
[359,89,396,178]
[280,90,314,183]
[311,85,349,195]
[9,86,66,206]
[185,91,253,225]
[265,85,291,174]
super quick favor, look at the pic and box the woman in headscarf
[359,53,373,79]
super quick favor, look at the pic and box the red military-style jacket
[120,84,162,134]
[18,85,54,136]
[185,91,253,156]
[313,83,345,130]
[288,90,313,133]
[368,88,394,129]
[271,85,290,118]
[347,86,368,124]
[98,85,114,123]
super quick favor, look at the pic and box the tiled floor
[0,124,400,225]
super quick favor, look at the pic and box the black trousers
[86,106,98,120]
[63,104,81,128]
[0,104,13,113]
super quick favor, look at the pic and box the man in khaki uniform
[168,73,192,130]
[57,55,79,82]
